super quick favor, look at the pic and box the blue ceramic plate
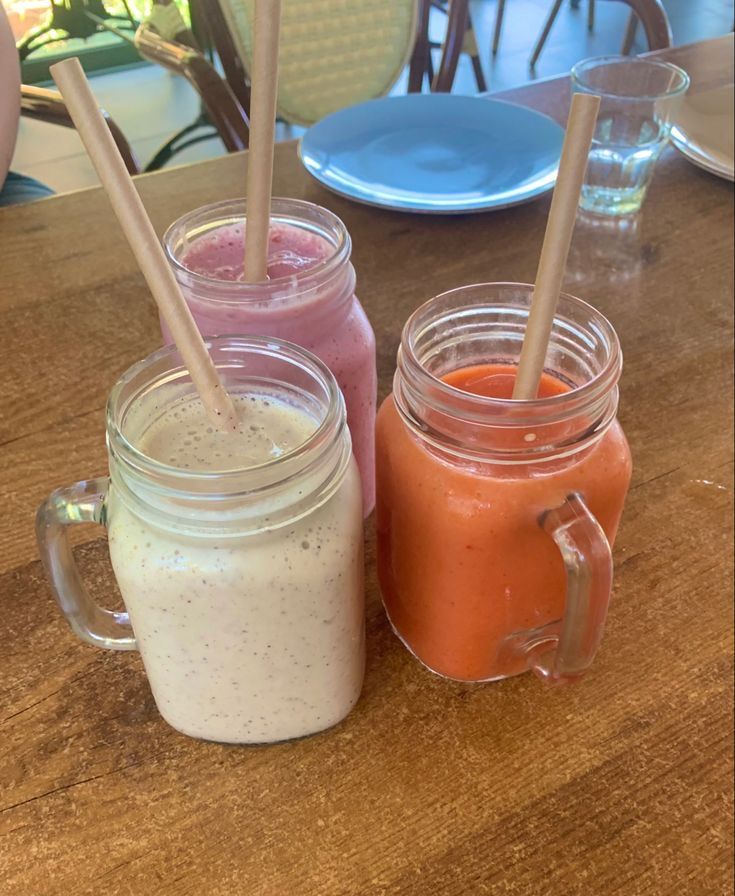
[298,94,564,214]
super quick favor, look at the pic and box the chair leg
[621,11,638,54]
[492,0,506,55]
[462,8,487,90]
[588,0,595,31]
[529,0,564,69]
[470,53,487,91]
[144,114,215,171]
[407,0,431,92]
[145,130,219,171]
[432,0,470,92]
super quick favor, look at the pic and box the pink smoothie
[182,222,332,281]
[168,219,376,515]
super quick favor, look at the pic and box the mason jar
[164,198,377,515]
[376,283,632,684]
[37,336,365,743]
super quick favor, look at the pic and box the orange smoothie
[375,363,632,682]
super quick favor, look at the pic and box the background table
[1,35,732,896]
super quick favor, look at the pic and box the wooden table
[1,35,732,896]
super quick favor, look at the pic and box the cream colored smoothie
[107,389,365,744]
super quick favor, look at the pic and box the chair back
[215,0,419,125]
[616,0,672,51]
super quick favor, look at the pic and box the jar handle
[532,492,613,684]
[36,478,137,651]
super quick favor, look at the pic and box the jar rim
[398,282,622,430]
[571,56,690,102]
[163,197,352,299]
[106,335,346,495]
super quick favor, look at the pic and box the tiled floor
[12,0,734,194]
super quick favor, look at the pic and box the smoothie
[108,389,365,743]
[165,202,377,516]
[181,221,332,282]
[376,363,632,683]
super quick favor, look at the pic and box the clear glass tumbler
[572,56,690,216]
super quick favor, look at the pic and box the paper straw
[50,58,239,431]
[513,92,601,400]
[243,0,282,281]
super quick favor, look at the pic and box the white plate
[671,84,734,182]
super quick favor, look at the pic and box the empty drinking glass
[572,56,690,216]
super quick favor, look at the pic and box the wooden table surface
[1,35,732,896]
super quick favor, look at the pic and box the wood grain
[0,35,732,896]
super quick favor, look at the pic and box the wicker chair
[20,85,140,175]
[216,0,418,126]
[134,0,471,163]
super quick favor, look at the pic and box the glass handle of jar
[36,478,137,651]
[534,492,613,684]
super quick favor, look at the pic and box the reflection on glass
[567,210,645,290]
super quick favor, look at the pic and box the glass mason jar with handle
[164,198,377,516]
[375,283,632,684]
[37,336,365,744]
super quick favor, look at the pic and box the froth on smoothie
[138,392,318,472]
[181,222,333,282]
